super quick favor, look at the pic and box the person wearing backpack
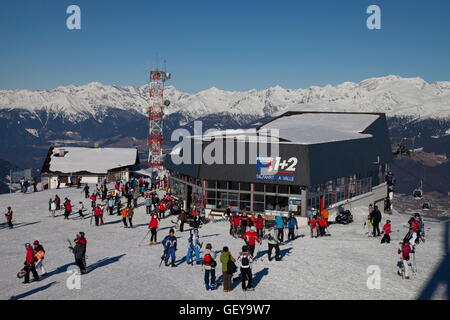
[237,245,254,291]
[220,246,236,292]
[202,243,217,291]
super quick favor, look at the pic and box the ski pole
[138,229,151,247]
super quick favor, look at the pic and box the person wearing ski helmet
[22,243,39,284]
[397,239,414,279]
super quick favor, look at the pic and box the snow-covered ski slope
[0,187,447,300]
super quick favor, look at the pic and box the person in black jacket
[370,205,382,237]
[71,232,87,274]
[33,240,47,275]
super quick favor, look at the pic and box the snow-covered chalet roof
[43,147,139,174]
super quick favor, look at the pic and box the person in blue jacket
[162,229,177,267]
[274,215,285,243]
[287,213,299,241]
[186,229,202,265]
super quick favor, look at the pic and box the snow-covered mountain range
[1,75,450,122]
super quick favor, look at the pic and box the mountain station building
[165,111,393,217]
[41,147,140,189]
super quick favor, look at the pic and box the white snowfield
[1,75,450,121]
[49,147,138,174]
[0,187,447,300]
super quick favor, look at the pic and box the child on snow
[381,220,391,244]
[397,240,414,279]
[364,215,373,236]
[186,229,202,264]
[162,229,177,267]
[310,215,318,238]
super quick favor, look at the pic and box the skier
[90,193,97,209]
[240,213,249,236]
[186,229,202,265]
[33,240,47,275]
[397,239,414,279]
[202,243,217,290]
[148,212,159,244]
[121,205,129,228]
[237,245,254,291]
[162,229,177,267]
[145,196,152,215]
[363,214,373,236]
[287,213,299,241]
[232,213,241,238]
[54,195,61,210]
[50,200,56,217]
[370,205,382,237]
[63,198,72,219]
[94,204,102,226]
[5,206,13,229]
[275,215,285,243]
[256,214,264,238]
[242,226,260,256]
[159,201,167,219]
[106,197,113,215]
[416,214,425,244]
[406,215,420,245]
[267,225,282,261]
[220,246,236,292]
[77,201,85,218]
[381,220,392,244]
[22,243,39,284]
[70,232,87,274]
[127,205,134,228]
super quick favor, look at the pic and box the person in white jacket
[50,201,57,217]
[267,225,281,261]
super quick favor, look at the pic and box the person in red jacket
[398,239,414,279]
[242,226,261,256]
[256,214,264,238]
[90,193,97,209]
[159,201,166,219]
[22,243,39,284]
[233,214,241,238]
[319,216,328,237]
[64,198,72,219]
[148,212,159,244]
[310,216,318,238]
[94,205,102,226]
[381,220,392,244]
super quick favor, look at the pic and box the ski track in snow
[0,186,447,300]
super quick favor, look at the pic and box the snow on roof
[259,113,380,144]
[48,147,138,174]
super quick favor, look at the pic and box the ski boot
[205,284,210,291]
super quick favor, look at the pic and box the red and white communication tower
[147,70,171,170]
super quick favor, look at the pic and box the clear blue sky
[0,0,449,92]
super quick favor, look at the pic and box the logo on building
[256,156,297,182]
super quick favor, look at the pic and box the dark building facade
[166,111,393,216]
